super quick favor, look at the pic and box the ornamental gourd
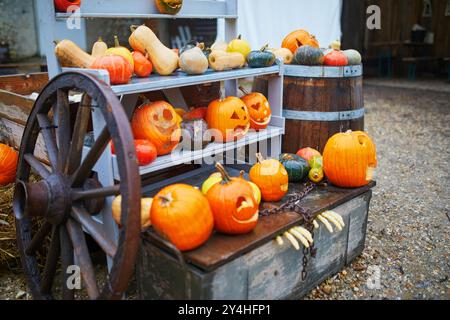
[155,0,183,15]
[179,45,209,75]
[206,163,258,235]
[54,0,80,12]
[105,35,134,70]
[279,153,310,183]
[208,50,246,71]
[282,29,319,54]
[0,144,18,186]
[343,49,362,65]
[129,25,179,75]
[151,184,214,251]
[239,86,271,130]
[206,96,250,143]
[247,45,276,68]
[111,196,153,229]
[131,101,181,155]
[111,139,157,166]
[293,45,324,66]
[323,130,377,188]
[132,51,153,77]
[91,37,108,59]
[268,48,294,64]
[54,39,95,69]
[324,50,348,66]
[227,35,251,58]
[249,153,289,202]
[296,147,321,163]
[91,55,132,85]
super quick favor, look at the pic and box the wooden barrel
[253,65,364,153]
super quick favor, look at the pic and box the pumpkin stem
[238,86,249,96]
[97,37,103,42]
[139,94,151,105]
[158,194,173,206]
[255,153,265,164]
[215,163,232,183]
[237,34,242,40]
[260,44,269,52]
[239,170,245,179]
[198,42,205,50]
[130,25,139,33]
[114,35,120,48]
[53,40,60,46]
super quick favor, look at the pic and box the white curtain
[217,0,343,49]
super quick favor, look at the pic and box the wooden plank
[141,164,375,271]
[0,73,48,95]
[0,91,35,125]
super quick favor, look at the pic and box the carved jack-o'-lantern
[131,101,181,156]
[239,87,271,131]
[206,96,250,143]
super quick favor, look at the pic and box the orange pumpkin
[239,87,271,131]
[206,96,250,143]
[0,144,18,185]
[282,29,320,54]
[249,153,289,202]
[132,51,153,77]
[206,163,258,235]
[151,184,214,251]
[323,130,377,188]
[54,0,81,12]
[131,101,181,156]
[91,55,132,85]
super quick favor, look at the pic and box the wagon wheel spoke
[25,221,52,255]
[60,225,75,300]
[65,94,92,175]
[71,205,117,257]
[37,114,59,171]
[66,218,100,299]
[24,153,51,179]
[40,226,60,295]
[71,128,110,188]
[72,185,121,201]
[56,89,71,172]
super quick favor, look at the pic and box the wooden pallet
[136,166,375,300]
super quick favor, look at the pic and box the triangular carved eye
[251,103,261,111]
[231,111,240,120]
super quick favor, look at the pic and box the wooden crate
[136,166,374,300]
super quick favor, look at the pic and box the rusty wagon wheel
[13,72,141,299]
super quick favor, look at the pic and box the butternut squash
[179,46,209,75]
[91,37,108,58]
[211,40,228,52]
[208,50,245,71]
[54,39,95,68]
[129,25,179,76]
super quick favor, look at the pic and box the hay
[0,182,18,268]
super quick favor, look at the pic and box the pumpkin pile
[281,30,362,67]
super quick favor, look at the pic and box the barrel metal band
[284,65,363,78]
[283,108,365,121]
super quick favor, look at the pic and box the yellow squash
[129,25,179,76]
[112,196,153,229]
[227,35,251,58]
[105,35,134,69]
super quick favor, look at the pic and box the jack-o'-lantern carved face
[206,96,250,143]
[239,88,271,131]
[131,101,181,156]
[206,164,259,235]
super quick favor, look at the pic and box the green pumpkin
[247,45,276,68]
[294,45,324,65]
[279,153,310,182]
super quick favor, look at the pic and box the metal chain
[259,182,317,281]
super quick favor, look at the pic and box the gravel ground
[306,83,450,300]
[0,81,449,300]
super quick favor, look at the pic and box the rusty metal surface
[142,176,375,272]
[13,71,141,300]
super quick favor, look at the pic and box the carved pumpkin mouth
[233,196,258,224]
